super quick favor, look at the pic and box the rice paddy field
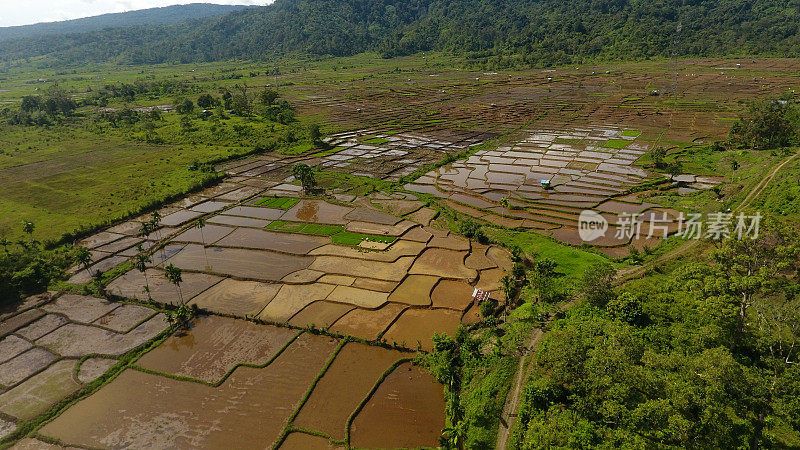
[1,54,799,448]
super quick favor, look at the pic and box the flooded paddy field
[0,292,168,440]
[97,193,511,351]
[36,315,445,449]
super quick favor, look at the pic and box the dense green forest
[0,3,250,42]
[1,0,799,67]
[510,221,800,448]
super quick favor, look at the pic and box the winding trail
[494,147,800,449]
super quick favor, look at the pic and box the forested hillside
[1,0,799,66]
[0,3,251,42]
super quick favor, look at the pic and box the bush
[459,218,485,241]
[730,97,798,149]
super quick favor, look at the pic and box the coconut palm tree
[164,263,184,305]
[133,243,152,301]
[195,218,210,270]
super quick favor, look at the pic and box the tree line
[2,0,799,68]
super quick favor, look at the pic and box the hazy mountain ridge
[0,3,253,42]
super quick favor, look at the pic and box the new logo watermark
[578,210,608,242]
[577,211,761,242]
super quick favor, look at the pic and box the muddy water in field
[329,303,407,341]
[381,308,462,351]
[216,228,328,254]
[350,362,445,449]
[40,333,338,449]
[137,315,297,383]
[285,200,353,224]
[294,342,405,440]
[167,244,312,280]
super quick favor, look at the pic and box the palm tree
[164,263,184,305]
[75,246,93,279]
[196,218,210,270]
[133,243,152,301]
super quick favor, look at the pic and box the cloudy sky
[0,1,270,27]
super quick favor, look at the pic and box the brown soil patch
[258,283,337,323]
[93,304,156,333]
[172,224,234,245]
[279,433,342,449]
[381,308,462,351]
[387,275,439,306]
[327,286,389,309]
[294,342,405,440]
[107,268,222,304]
[431,280,477,311]
[288,301,355,329]
[40,333,338,449]
[166,244,312,281]
[137,315,297,383]
[41,294,119,323]
[284,200,352,224]
[0,360,80,421]
[329,303,407,341]
[310,256,415,282]
[0,348,57,387]
[189,278,280,317]
[350,362,445,449]
[408,249,477,281]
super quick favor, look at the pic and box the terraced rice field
[403,126,719,256]
[35,315,444,449]
[103,194,508,350]
[0,292,168,440]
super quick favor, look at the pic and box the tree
[292,163,317,194]
[260,89,279,106]
[530,258,559,302]
[666,161,683,180]
[75,246,93,279]
[174,97,194,115]
[650,146,667,169]
[307,122,322,144]
[579,262,617,307]
[22,220,35,245]
[197,93,217,109]
[458,219,484,241]
[196,218,210,269]
[730,98,797,149]
[133,244,152,301]
[164,263,184,305]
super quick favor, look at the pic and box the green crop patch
[621,130,641,137]
[266,220,307,233]
[604,139,630,149]
[363,137,389,145]
[254,197,300,209]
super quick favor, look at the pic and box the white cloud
[0,1,272,27]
